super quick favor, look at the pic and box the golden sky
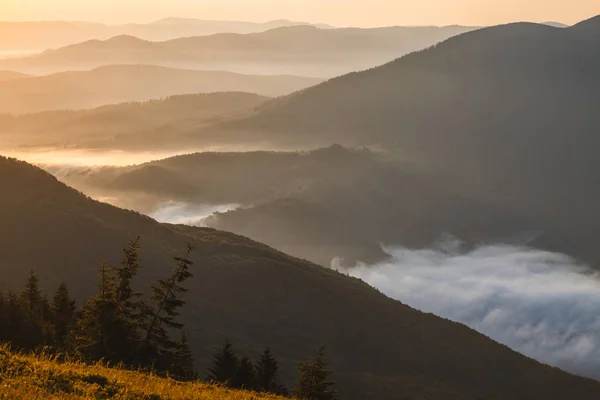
[0,0,599,26]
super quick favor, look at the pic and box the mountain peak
[104,35,149,45]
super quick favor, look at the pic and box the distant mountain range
[3,155,600,399]
[0,18,333,51]
[0,92,268,148]
[0,70,30,81]
[0,25,478,76]
[0,64,319,114]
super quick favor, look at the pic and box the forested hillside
[2,156,600,399]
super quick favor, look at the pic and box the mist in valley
[149,201,239,226]
[334,239,600,379]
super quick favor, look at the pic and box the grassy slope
[0,346,285,400]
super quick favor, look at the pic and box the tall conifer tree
[51,282,76,350]
[143,242,195,369]
[20,270,52,349]
[73,262,119,362]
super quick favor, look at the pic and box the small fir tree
[295,345,338,400]
[236,355,256,389]
[255,347,287,395]
[207,340,239,386]
[51,282,76,350]
[171,332,196,381]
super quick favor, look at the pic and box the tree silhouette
[143,242,195,370]
[295,345,338,400]
[51,282,76,350]
[20,270,52,349]
[112,238,145,363]
[255,347,287,395]
[171,332,196,381]
[207,340,239,386]
[72,262,120,362]
[236,355,256,389]
[115,237,143,310]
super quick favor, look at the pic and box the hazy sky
[0,0,598,26]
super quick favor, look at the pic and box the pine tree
[5,293,25,347]
[112,238,145,362]
[207,340,239,386]
[171,332,196,381]
[72,262,120,362]
[115,237,142,310]
[236,356,256,389]
[20,270,52,349]
[0,292,8,343]
[143,242,195,369]
[51,282,76,350]
[255,347,287,395]
[295,346,338,400]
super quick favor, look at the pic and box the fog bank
[333,239,600,378]
[3,148,192,167]
[150,201,239,227]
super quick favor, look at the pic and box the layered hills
[0,70,30,81]
[0,92,268,148]
[0,25,477,76]
[192,17,600,266]
[0,19,332,50]
[0,65,318,114]
[54,146,530,266]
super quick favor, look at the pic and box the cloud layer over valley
[149,201,239,227]
[334,238,600,378]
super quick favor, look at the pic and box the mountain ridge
[0,25,478,76]
[0,64,319,114]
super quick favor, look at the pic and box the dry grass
[0,346,287,400]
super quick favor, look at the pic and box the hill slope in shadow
[3,156,600,399]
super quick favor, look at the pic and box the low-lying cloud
[150,201,238,227]
[333,238,600,378]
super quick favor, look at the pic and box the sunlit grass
[0,346,287,400]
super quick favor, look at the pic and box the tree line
[0,238,338,399]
